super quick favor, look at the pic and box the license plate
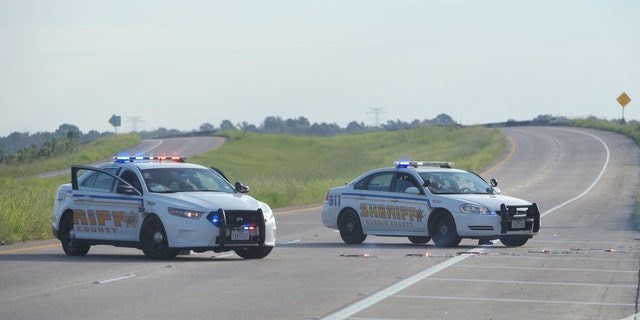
[511,219,525,229]
[231,229,250,241]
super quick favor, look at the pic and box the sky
[1,0,639,136]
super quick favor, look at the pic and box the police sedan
[321,161,540,247]
[52,156,276,259]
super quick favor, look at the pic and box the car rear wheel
[234,246,273,259]
[430,213,461,247]
[140,216,178,260]
[59,213,90,256]
[500,235,529,247]
[408,236,431,244]
[339,209,367,244]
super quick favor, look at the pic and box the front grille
[497,203,541,234]
[207,209,266,247]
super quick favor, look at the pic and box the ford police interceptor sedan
[321,161,540,247]
[52,156,276,260]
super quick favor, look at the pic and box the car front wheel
[430,213,461,247]
[234,246,273,259]
[140,216,178,260]
[500,235,529,247]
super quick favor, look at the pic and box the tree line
[0,114,458,164]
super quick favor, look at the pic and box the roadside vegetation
[0,126,504,245]
[2,117,639,246]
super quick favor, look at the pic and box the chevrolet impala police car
[321,161,540,247]
[52,156,276,259]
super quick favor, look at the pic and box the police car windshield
[419,171,492,195]
[141,168,235,193]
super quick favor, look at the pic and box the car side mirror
[405,187,420,195]
[235,181,250,193]
[422,180,431,188]
[117,184,139,195]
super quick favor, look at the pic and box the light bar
[394,160,454,168]
[114,155,186,163]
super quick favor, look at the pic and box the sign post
[616,92,631,122]
[109,114,122,134]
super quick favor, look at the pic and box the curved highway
[2,127,639,320]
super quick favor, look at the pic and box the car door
[390,172,429,234]
[355,171,395,234]
[70,165,144,242]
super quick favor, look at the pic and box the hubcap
[153,231,163,244]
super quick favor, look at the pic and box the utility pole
[367,107,387,127]
[126,116,145,132]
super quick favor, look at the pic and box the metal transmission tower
[367,107,387,127]
[126,116,145,132]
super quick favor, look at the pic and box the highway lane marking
[95,274,136,284]
[0,243,60,254]
[393,295,635,307]
[428,277,637,288]
[452,264,638,274]
[322,248,483,320]
[539,128,610,218]
[481,134,517,176]
[275,206,321,215]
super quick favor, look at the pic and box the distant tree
[219,120,236,131]
[433,113,456,126]
[262,116,286,133]
[199,122,215,132]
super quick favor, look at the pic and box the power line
[367,107,387,127]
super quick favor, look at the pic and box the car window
[393,173,420,193]
[141,168,235,193]
[78,170,116,192]
[364,172,393,192]
[119,169,143,193]
[419,171,490,194]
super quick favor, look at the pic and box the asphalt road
[2,127,639,320]
[34,136,225,178]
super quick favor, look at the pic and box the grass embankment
[192,126,505,208]
[0,127,504,245]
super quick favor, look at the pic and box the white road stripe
[427,277,637,288]
[394,295,635,307]
[322,248,482,320]
[94,274,136,284]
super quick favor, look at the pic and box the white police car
[321,161,540,247]
[52,156,276,259]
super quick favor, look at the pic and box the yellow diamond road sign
[617,92,631,108]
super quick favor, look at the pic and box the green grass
[191,126,505,208]
[0,126,505,244]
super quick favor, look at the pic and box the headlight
[259,202,274,220]
[168,207,204,219]
[459,203,491,214]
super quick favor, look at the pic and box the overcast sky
[1,0,638,136]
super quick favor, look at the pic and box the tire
[59,213,90,256]
[140,216,178,260]
[430,213,461,247]
[234,246,273,259]
[500,235,529,247]
[339,209,367,244]
[408,236,431,244]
